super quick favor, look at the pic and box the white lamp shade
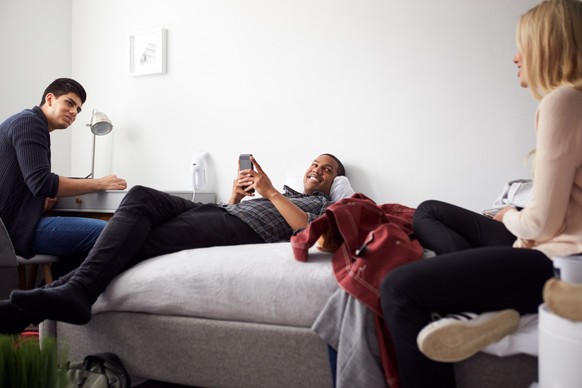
[88,110,113,136]
[86,109,113,179]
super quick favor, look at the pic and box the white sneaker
[417,309,520,362]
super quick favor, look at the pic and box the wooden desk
[50,191,216,220]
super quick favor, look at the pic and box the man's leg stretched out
[3,185,263,332]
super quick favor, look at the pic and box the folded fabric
[493,179,533,209]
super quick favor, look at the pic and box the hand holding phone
[238,154,255,193]
[239,154,254,171]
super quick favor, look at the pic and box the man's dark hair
[323,153,346,177]
[40,78,87,106]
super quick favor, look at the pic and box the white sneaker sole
[417,309,520,363]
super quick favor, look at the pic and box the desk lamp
[86,109,113,178]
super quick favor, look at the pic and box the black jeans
[52,185,264,301]
[380,200,554,388]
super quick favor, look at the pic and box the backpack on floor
[65,352,131,388]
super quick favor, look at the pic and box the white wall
[0,0,72,175]
[0,0,72,297]
[69,0,542,210]
[3,0,541,211]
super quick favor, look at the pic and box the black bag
[65,352,131,388]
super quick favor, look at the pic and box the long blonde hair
[517,0,582,100]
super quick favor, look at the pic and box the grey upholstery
[43,312,538,388]
[0,217,59,288]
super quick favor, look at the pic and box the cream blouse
[504,86,582,259]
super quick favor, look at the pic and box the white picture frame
[129,28,167,76]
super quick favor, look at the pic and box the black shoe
[0,300,40,335]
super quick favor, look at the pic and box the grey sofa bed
[42,242,538,388]
[43,316,537,388]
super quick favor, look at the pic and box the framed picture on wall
[129,28,167,76]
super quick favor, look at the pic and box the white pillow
[284,174,355,202]
[330,176,355,201]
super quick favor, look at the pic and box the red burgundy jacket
[291,193,424,388]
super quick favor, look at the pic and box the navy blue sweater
[0,106,59,258]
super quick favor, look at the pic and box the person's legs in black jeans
[380,200,554,387]
[9,185,264,325]
[413,199,516,253]
[381,246,552,387]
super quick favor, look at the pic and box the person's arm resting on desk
[56,175,127,197]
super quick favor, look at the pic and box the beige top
[504,86,582,259]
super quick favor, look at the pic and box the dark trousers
[52,185,264,301]
[380,200,554,388]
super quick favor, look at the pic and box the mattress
[92,242,338,327]
[91,241,538,356]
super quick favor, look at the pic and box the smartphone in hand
[239,154,254,193]
[239,154,253,170]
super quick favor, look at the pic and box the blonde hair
[517,0,582,100]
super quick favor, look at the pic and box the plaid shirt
[219,185,331,243]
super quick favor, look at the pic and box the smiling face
[303,154,340,195]
[41,92,83,132]
[513,51,529,88]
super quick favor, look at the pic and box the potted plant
[0,334,67,388]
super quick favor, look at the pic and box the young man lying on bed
[0,153,345,334]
